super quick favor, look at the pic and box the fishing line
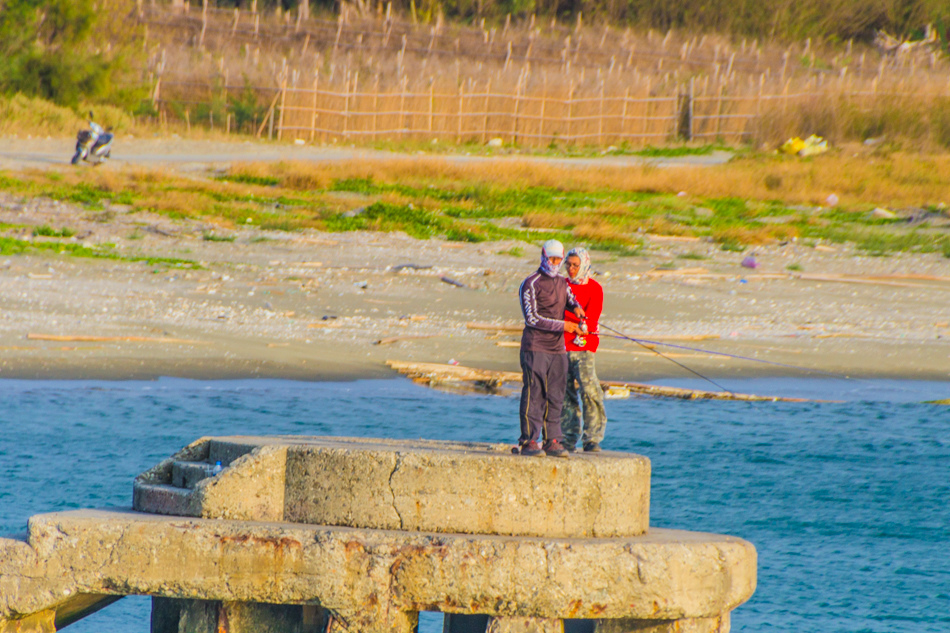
[597,321,860,382]
[592,322,735,394]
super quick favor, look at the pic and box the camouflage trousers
[560,351,607,448]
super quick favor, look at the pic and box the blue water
[1,378,948,632]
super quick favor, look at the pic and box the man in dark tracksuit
[518,239,585,458]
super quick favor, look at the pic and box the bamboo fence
[151,76,950,146]
[140,2,950,146]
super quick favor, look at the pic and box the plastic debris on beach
[779,135,829,157]
[740,256,758,269]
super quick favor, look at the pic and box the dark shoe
[520,440,544,457]
[564,444,577,453]
[543,439,569,458]
[583,441,602,453]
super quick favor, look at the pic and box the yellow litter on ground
[779,134,829,157]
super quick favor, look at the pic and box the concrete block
[135,437,651,538]
[3,509,754,627]
[285,437,650,537]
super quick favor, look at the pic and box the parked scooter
[71,114,113,165]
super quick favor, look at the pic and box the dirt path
[0,137,733,171]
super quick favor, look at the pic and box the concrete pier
[0,436,756,632]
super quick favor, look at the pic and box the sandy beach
[0,138,947,384]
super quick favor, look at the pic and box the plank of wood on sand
[27,334,207,344]
[375,335,439,345]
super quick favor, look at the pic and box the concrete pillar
[444,613,490,632]
[327,608,419,633]
[594,615,729,633]
[178,599,218,633]
[150,597,182,633]
[151,598,326,633]
[487,617,564,633]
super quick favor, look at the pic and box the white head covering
[539,239,564,277]
[542,239,564,259]
[565,247,592,284]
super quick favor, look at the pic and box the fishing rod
[586,320,734,394]
[596,321,858,383]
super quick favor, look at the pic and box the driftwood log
[385,360,826,402]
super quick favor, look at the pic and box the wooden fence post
[642,79,651,145]
[428,80,434,136]
[399,75,407,140]
[512,74,522,145]
[715,82,723,141]
[342,75,351,139]
[620,88,628,144]
[277,79,287,140]
[373,75,380,141]
[566,80,574,145]
[457,83,464,143]
[310,74,319,142]
[539,77,547,143]
[482,78,491,144]
[754,73,764,144]
[688,76,695,141]
[598,79,605,145]
[152,77,161,111]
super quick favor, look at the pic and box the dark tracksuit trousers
[519,349,568,444]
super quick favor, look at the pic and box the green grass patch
[0,236,201,268]
[216,174,280,187]
[33,225,76,238]
[718,240,748,252]
[202,232,236,242]
[630,144,724,158]
[677,251,708,260]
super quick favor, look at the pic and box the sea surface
[1,377,948,633]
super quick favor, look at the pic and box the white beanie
[542,239,564,259]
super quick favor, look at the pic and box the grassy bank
[0,150,947,258]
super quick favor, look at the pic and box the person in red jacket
[561,247,607,452]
